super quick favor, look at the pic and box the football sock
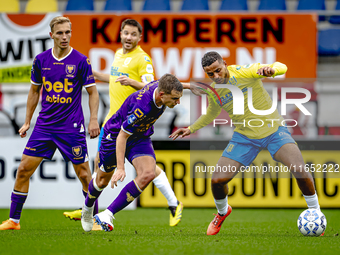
[214,197,228,216]
[85,178,103,208]
[107,180,142,215]
[9,190,28,223]
[152,170,178,207]
[82,189,98,215]
[304,193,320,210]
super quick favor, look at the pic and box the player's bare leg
[14,155,43,192]
[274,143,320,209]
[72,162,92,193]
[0,155,42,230]
[207,157,242,235]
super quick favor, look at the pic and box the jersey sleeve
[30,57,42,85]
[189,94,222,133]
[80,57,96,87]
[138,54,155,83]
[250,62,288,78]
[121,105,148,135]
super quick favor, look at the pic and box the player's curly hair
[50,16,71,32]
[158,74,183,94]
[121,19,143,35]
[201,51,224,68]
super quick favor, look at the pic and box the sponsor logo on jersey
[144,56,151,62]
[127,114,137,124]
[146,64,153,74]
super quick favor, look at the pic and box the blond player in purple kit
[0,16,100,230]
[81,74,183,232]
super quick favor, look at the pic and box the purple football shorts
[23,129,88,164]
[98,135,155,173]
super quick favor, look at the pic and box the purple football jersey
[104,81,165,138]
[30,48,95,132]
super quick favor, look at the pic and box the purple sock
[85,179,102,211]
[82,189,98,215]
[107,180,142,215]
[9,191,28,220]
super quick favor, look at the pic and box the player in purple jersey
[0,16,100,231]
[64,19,184,227]
[80,74,183,232]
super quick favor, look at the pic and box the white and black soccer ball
[297,209,327,236]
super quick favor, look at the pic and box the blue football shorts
[222,126,296,167]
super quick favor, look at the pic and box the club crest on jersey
[72,146,82,157]
[66,65,76,77]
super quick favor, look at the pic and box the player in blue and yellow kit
[81,74,183,232]
[64,19,183,226]
[170,51,322,235]
[0,16,100,230]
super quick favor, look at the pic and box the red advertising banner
[66,13,317,80]
[0,13,317,82]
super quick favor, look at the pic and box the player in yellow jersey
[170,51,322,235]
[63,19,183,227]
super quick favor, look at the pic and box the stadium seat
[143,0,170,11]
[104,0,132,11]
[318,29,340,56]
[219,0,248,11]
[297,0,326,21]
[0,0,20,13]
[25,0,58,13]
[181,0,209,11]
[65,0,94,11]
[258,0,286,11]
[329,0,340,24]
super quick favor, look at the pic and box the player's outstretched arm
[256,62,287,77]
[111,130,130,188]
[19,84,42,138]
[116,76,146,90]
[86,85,100,139]
[93,70,110,83]
[169,127,191,140]
[256,66,275,77]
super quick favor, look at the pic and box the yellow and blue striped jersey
[189,62,287,139]
[104,46,154,125]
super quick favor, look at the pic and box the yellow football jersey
[189,62,287,139]
[103,46,154,125]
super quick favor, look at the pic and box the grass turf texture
[0,208,339,255]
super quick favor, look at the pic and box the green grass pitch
[0,208,339,255]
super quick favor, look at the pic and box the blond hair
[49,16,71,32]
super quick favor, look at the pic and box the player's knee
[16,165,32,180]
[96,178,109,189]
[77,169,91,184]
[138,169,156,186]
[211,177,226,187]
